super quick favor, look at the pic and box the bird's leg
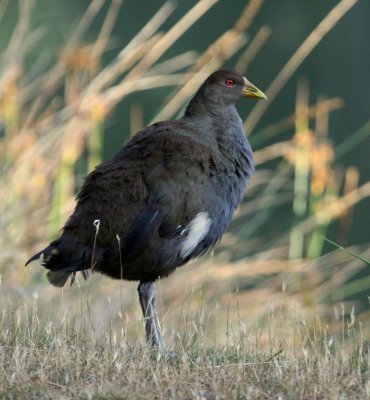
[137,281,163,352]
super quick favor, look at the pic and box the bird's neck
[185,88,229,118]
[184,91,254,180]
[184,91,240,137]
[184,91,248,149]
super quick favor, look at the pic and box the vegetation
[1,291,369,399]
[0,0,369,398]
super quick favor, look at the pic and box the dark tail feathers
[25,235,99,287]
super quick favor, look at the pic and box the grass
[2,251,370,398]
[1,286,369,399]
[1,0,370,398]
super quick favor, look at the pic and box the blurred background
[1,0,369,344]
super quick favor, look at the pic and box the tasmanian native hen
[26,70,267,351]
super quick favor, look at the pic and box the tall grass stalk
[289,78,310,260]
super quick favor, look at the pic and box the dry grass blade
[277,182,370,244]
[253,140,291,164]
[0,0,10,21]
[235,25,271,73]
[153,0,263,122]
[84,0,219,111]
[88,2,176,94]
[66,0,106,49]
[149,51,197,75]
[4,0,33,63]
[118,1,176,59]
[251,97,343,144]
[244,0,359,133]
[125,0,219,79]
[91,0,124,61]
[323,237,370,266]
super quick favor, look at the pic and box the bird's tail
[25,234,100,287]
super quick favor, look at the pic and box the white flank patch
[180,212,211,258]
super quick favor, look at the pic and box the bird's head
[202,69,267,106]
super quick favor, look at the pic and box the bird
[26,70,266,352]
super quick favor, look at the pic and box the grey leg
[137,282,163,352]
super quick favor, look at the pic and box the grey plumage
[26,70,267,349]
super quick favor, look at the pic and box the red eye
[226,79,235,86]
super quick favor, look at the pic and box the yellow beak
[242,77,267,100]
